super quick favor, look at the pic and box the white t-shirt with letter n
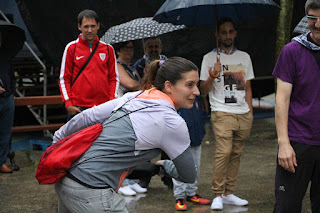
[200,50,254,114]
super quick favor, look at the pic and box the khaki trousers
[211,111,253,194]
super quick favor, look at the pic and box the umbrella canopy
[153,0,279,26]
[293,16,310,35]
[153,0,280,78]
[0,20,26,57]
[100,17,185,44]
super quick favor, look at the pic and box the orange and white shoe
[187,194,211,205]
[175,199,187,211]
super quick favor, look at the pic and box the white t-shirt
[200,50,254,114]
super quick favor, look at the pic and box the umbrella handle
[214,5,220,57]
[216,54,220,63]
[209,55,221,79]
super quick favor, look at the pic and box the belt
[66,173,111,189]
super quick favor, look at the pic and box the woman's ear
[163,80,172,94]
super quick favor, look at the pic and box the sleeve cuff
[64,100,72,108]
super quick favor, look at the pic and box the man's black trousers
[274,141,320,213]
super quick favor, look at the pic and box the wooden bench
[9,95,65,168]
[12,95,64,133]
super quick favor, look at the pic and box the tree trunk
[276,0,294,60]
[274,0,294,92]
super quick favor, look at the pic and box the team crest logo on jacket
[99,53,106,61]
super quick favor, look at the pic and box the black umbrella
[0,20,26,57]
[153,0,279,26]
[153,0,279,62]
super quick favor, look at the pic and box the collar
[292,32,320,51]
[143,55,167,65]
[213,47,238,55]
[137,88,175,109]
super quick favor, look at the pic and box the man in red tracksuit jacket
[59,9,119,120]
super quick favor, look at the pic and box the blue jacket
[178,96,205,147]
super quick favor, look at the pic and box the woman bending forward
[53,57,200,212]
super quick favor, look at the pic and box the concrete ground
[0,117,312,213]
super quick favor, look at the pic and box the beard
[220,39,233,49]
[146,52,160,61]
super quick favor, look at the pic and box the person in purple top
[272,0,320,212]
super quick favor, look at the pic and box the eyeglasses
[306,15,320,23]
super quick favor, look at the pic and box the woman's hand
[155,160,165,165]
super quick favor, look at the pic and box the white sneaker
[118,185,137,196]
[211,196,223,210]
[130,183,147,193]
[222,194,248,206]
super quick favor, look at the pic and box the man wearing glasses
[273,0,320,212]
